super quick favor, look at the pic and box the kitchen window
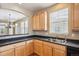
[0,23,8,35]
[50,8,68,34]
[15,23,21,34]
[15,17,29,34]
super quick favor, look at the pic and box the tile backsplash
[33,31,79,40]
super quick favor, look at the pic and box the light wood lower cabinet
[25,40,33,56]
[0,39,67,56]
[0,49,14,56]
[43,42,52,56]
[34,40,67,56]
[52,44,67,56]
[53,49,66,56]
[14,42,25,56]
[34,40,43,56]
[0,44,15,56]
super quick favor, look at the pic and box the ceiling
[0,9,25,22]
[20,3,55,12]
[0,3,55,22]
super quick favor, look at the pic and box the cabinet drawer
[14,42,25,47]
[0,44,15,52]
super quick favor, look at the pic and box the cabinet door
[34,40,43,56]
[36,14,40,30]
[43,42,52,56]
[39,11,47,30]
[53,44,67,56]
[14,42,25,56]
[32,14,40,30]
[15,45,25,56]
[53,49,66,56]
[34,44,43,56]
[25,40,33,56]
[32,11,47,31]
[0,44,15,56]
[32,15,36,30]
[0,49,14,56]
[73,4,79,31]
[43,45,52,56]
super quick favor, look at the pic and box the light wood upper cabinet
[25,40,33,56]
[32,11,47,31]
[36,14,40,30]
[39,11,47,30]
[32,15,36,30]
[14,42,25,56]
[72,4,79,31]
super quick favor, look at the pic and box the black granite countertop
[0,34,79,49]
[33,37,79,48]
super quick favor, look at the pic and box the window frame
[15,17,29,34]
[49,8,69,35]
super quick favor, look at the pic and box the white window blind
[50,8,68,34]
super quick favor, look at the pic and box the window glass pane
[50,8,68,34]
[21,21,25,34]
[15,23,20,34]
[25,20,28,33]
[0,23,8,35]
[15,17,28,34]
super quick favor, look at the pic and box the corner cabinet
[32,11,47,31]
[25,40,33,56]
[72,4,79,31]
[33,40,43,56]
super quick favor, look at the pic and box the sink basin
[49,38,67,44]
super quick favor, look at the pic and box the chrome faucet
[55,34,58,41]
[64,34,67,44]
